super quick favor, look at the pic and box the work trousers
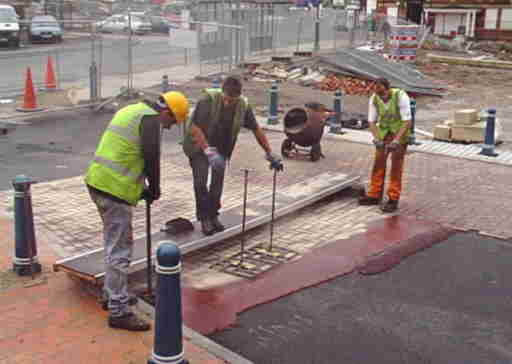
[189,152,226,221]
[367,134,408,202]
[89,189,133,318]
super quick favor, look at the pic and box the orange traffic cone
[45,56,57,90]
[17,67,45,112]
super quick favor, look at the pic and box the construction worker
[182,76,284,236]
[85,91,190,331]
[359,77,411,213]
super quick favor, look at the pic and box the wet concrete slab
[180,215,454,334]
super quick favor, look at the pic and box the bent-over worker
[85,91,190,331]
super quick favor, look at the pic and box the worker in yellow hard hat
[85,91,189,331]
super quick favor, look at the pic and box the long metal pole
[146,200,153,297]
[240,169,249,267]
[269,168,277,252]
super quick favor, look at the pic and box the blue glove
[205,147,226,171]
[265,152,284,172]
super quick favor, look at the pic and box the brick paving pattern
[0,128,511,261]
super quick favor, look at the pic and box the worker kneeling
[85,92,190,331]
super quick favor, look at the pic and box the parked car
[96,13,152,34]
[0,4,21,48]
[149,16,177,33]
[30,15,62,43]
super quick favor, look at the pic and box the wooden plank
[53,173,360,284]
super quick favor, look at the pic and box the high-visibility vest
[85,102,158,205]
[182,88,248,158]
[373,88,410,144]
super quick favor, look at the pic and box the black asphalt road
[209,232,512,364]
[0,109,182,191]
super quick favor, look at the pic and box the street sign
[202,22,218,33]
[169,29,198,48]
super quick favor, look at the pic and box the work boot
[101,296,138,311]
[201,218,216,236]
[358,195,380,206]
[381,199,399,213]
[211,216,225,232]
[108,312,151,331]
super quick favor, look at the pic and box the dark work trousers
[189,152,226,221]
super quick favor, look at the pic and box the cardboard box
[433,124,452,141]
[454,109,478,125]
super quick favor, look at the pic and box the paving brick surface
[0,217,227,364]
[1,127,511,262]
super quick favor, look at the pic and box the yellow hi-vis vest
[85,102,158,205]
[182,88,248,157]
[373,88,410,144]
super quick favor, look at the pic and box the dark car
[149,16,176,33]
[29,15,62,43]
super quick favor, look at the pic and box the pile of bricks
[318,74,379,96]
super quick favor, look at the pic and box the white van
[0,5,20,48]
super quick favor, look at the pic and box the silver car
[96,14,152,34]
[30,15,62,43]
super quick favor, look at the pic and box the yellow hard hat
[160,91,189,124]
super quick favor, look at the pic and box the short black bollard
[162,75,170,93]
[89,61,98,101]
[408,98,421,146]
[479,108,499,157]
[12,175,41,276]
[148,241,188,364]
[267,80,279,125]
[329,89,344,134]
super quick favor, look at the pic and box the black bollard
[267,80,279,125]
[329,89,344,134]
[479,108,498,157]
[408,98,421,146]
[162,75,170,93]
[148,241,188,364]
[12,175,41,276]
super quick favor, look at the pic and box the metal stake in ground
[240,168,250,268]
[268,168,277,252]
[146,199,153,297]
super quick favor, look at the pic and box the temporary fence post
[268,80,279,125]
[314,4,320,52]
[12,175,41,277]
[479,108,498,157]
[148,241,188,364]
[296,16,303,52]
